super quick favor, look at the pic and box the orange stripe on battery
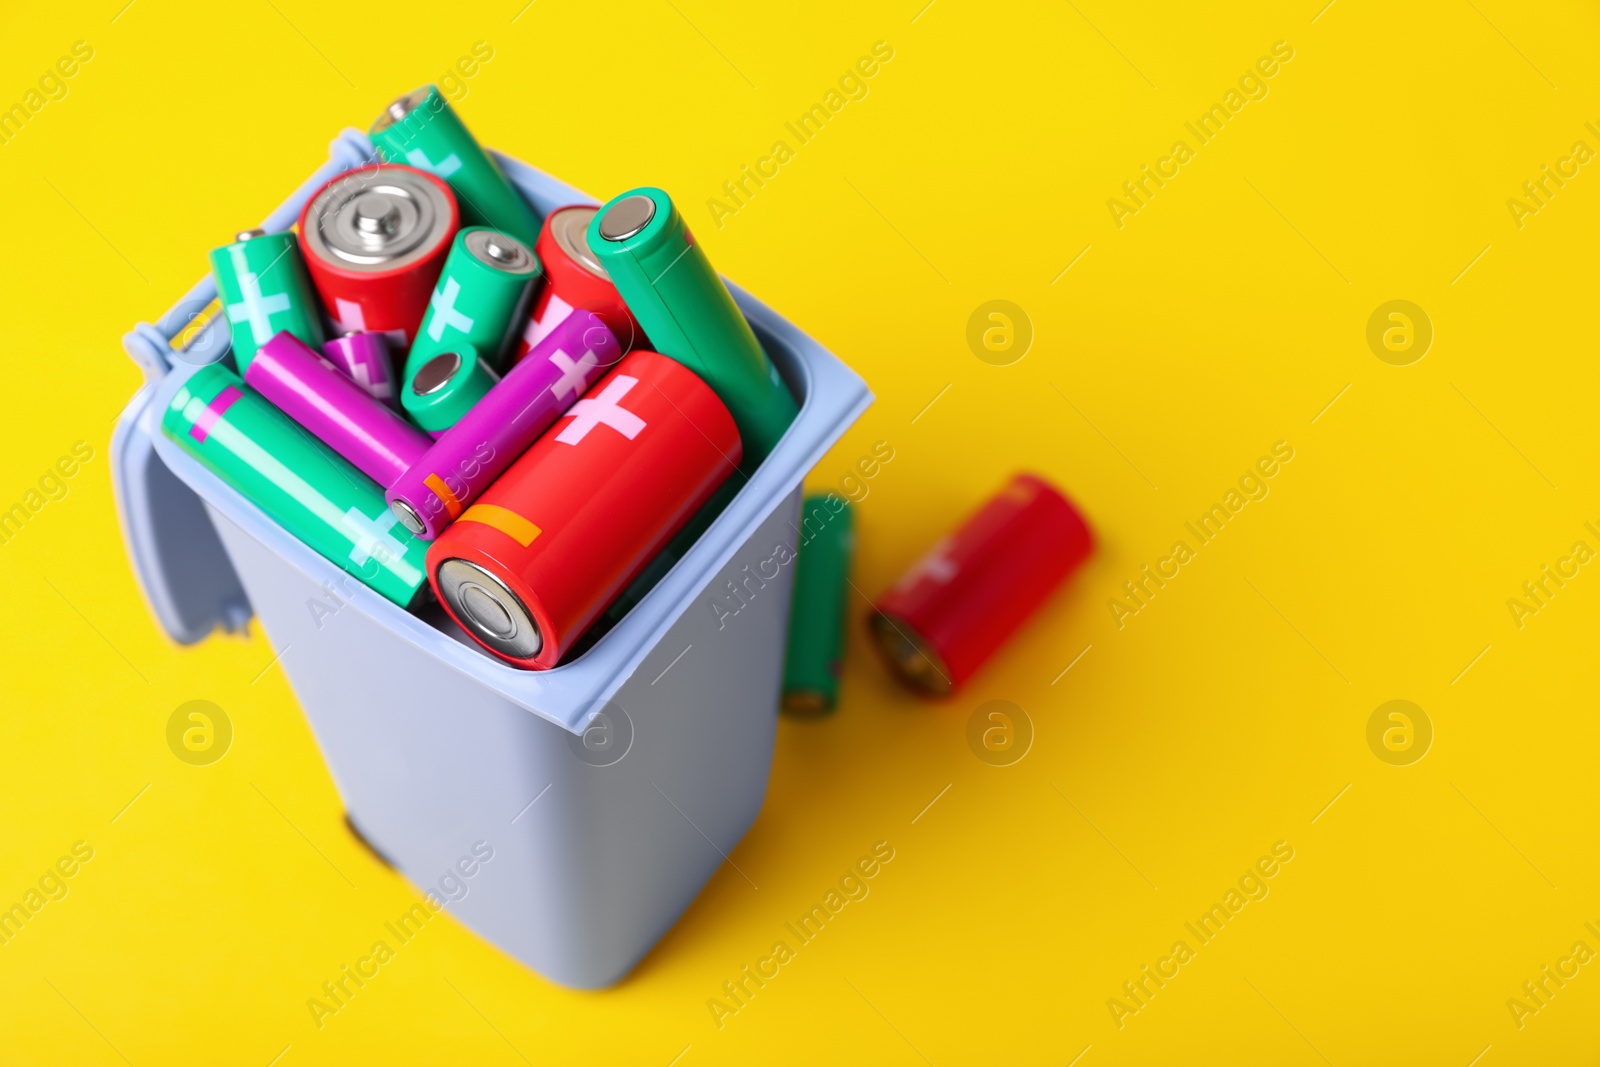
[460,504,541,547]
[424,473,464,518]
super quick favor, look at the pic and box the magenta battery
[245,330,433,489]
[387,310,622,539]
[321,332,400,410]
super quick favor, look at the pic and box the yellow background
[2,0,1597,1062]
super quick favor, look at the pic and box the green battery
[408,227,541,373]
[209,229,325,376]
[369,86,541,246]
[588,187,798,468]
[402,343,498,435]
[782,496,854,715]
[161,362,429,608]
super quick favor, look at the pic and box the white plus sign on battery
[426,277,475,342]
[554,375,646,446]
[346,507,407,568]
[405,148,462,178]
[226,272,290,345]
[548,349,599,402]
[898,538,959,591]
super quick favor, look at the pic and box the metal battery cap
[551,207,610,279]
[465,229,536,273]
[370,86,432,133]
[353,194,400,237]
[235,228,266,243]
[869,613,953,696]
[390,498,426,537]
[412,351,462,396]
[597,195,656,242]
[437,559,542,659]
[303,167,451,271]
[783,690,833,716]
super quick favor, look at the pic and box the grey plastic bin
[110,130,872,988]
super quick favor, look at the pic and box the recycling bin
[110,130,873,989]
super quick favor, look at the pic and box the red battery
[513,205,645,362]
[426,350,740,670]
[871,473,1094,696]
[298,164,459,347]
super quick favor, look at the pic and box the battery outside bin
[110,130,873,989]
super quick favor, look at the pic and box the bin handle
[120,129,377,386]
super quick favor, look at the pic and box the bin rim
[119,129,873,734]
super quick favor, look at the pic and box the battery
[408,227,541,374]
[388,310,621,540]
[161,361,430,608]
[515,205,644,361]
[870,473,1094,696]
[209,229,325,375]
[322,332,399,409]
[426,350,740,670]
[587,188,797,467]
[245,331,432,489]
[368,86,541,246]
[782,495,855,715]
[297,163,458,347]
[402,343,499,436]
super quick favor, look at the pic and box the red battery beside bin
[426,350,740,670]
[871,473,1094,695]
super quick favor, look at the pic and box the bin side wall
[204,490,801,988]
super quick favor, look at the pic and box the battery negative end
[437,558,543,660]
[412,351,462,396]
[782,690,834,717]
[390,498,426,537]
[598,195,656,242]
[869,613,954,697]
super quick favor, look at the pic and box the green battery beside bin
[402,342,498,435]
[588,187,798,468]
[408,227,541,374]
[209,230,325,375]
[369,86,541,246]
[783,496,854,715]
[161,362,430,608]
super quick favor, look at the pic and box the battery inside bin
[168,278,809,674]
[521,315,805,664]
[298,304,808,665]
[168,203,806,673]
